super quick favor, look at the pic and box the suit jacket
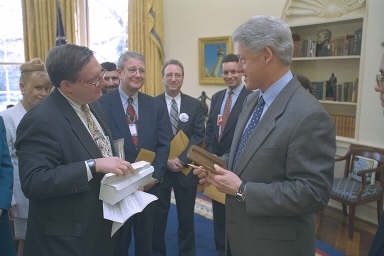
[155,93,205,186]
[0,116,16,256]
[205,86,250,157]
[98,89,170,180]
[0,102,29,219]
[15,89,115,256]
[226,77,336,256]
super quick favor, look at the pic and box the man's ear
[19,82,25,94]
[264,47,273,64]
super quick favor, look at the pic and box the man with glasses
[15,44,133,256]
[152,59,205,256]
[101,62,120,94]
[99,51,169,256]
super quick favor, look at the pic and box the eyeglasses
[165,73,183,79]
[126,67,146,75]
[377,73,384,88]
[79,70,106,87]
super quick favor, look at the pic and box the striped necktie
[219,88,233,141]
[170,98,179,135]
[81,104,113,157]
[126,97,139,145]
[233,96,265,168]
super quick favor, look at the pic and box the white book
[99,161,154,205]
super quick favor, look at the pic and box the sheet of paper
[103,190,158,236]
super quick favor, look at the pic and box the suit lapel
[231,80,298,175]
[52,90,101,159]
[221,87,249,139]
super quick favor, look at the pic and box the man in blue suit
[0,116,16,256]
[205,54,250,256]
[98,51,170,256]
[152,59,205,256]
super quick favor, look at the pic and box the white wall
[162,0,287,99]
[162,0,384,224]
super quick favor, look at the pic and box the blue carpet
[165,202,216,256]
[129,196,345,256]
[166,202,346,256]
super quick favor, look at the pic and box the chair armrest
[335,155,348,161]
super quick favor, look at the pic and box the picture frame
[198,36,233,85]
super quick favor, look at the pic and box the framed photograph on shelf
[198,36,232,85]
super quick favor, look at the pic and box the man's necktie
[233,96,265,168]
[219,89,233,141]
[126,97,139,145]
[170,98,179,136]
[81,105,113,157]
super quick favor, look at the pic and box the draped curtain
[22,0,56,60]
[128,0,164,96]
[58,0,76,44]
[22,0,76,61]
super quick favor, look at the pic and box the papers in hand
[99,161,158,236]
[100,161,154,205]
[103,191,157,236]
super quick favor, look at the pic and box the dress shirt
[119,87,139,118]
[165,93,181,114]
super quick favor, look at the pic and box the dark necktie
[233,96,265,168]
[81,105,113,157]
[170,98,179,136]
[126,97,138,145]
[219,89,233,141]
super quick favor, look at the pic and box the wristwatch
[235,181,246,202]
[86,159,96,174]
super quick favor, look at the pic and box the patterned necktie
[233,96,265,168]
[126,97,139,145]
[219,88,233,141]
[170,98,179,135]
[81,105,113,157]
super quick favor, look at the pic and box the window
[0,1,24,110]
[0,0,128,111]
[87,0,128,63]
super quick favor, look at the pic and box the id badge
[217,114,223,126]
[129,124,138,136]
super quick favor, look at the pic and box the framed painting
[198,36,233,85]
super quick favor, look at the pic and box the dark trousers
[114,201,155,256]
[0,211,16,256]
[369,213,384,256]
[212,200,231,256]
[152,175,197,256]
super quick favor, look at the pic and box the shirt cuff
[84,161,93,181]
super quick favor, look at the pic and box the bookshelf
[288,18,363,138]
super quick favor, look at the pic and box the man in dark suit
[152,59,205,256]
[99,51,170,256]
[0,116,16,256]
[205,54,250,256]
[195,16,336,256]
[15,44,132,256]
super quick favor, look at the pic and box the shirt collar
[261,71,293,107]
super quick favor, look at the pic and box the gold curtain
[58,0,76,44]
[22,0,56,60]
[128,0,164,96]
[22,0,75,61]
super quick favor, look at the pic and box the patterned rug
[166,192,346,256]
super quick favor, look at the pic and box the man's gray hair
[232,15,293,65]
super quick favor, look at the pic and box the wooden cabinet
[290,18,363,138]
